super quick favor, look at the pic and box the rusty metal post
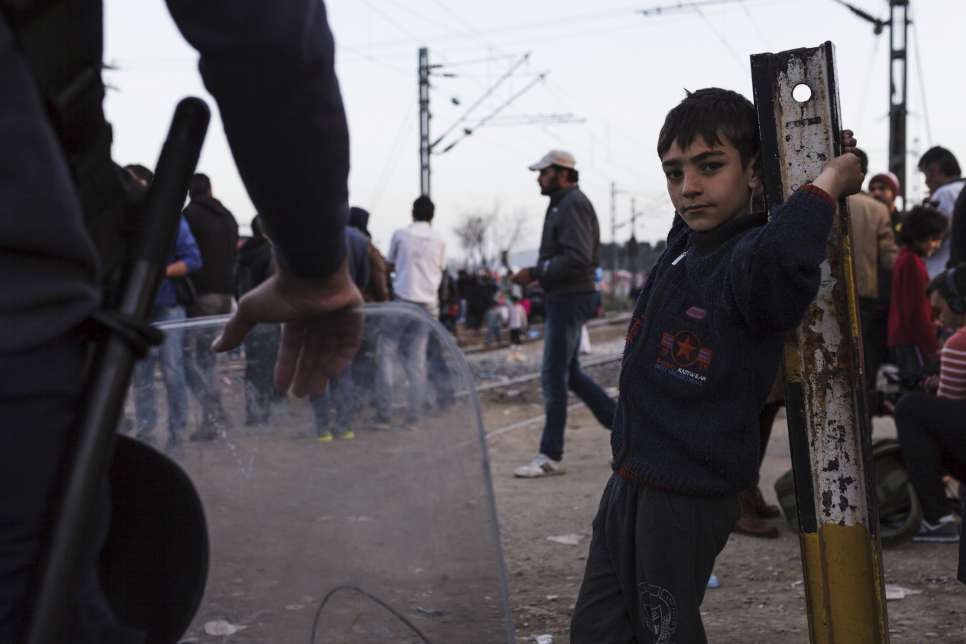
[751,42,890,644]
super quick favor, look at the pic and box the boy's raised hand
[811,129,863,199]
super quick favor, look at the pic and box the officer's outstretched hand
[212,261,363,397]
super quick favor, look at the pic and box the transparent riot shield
[108,303,514,643]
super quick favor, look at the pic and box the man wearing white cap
[512,150,616,477]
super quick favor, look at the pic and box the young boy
[570,88,862,643]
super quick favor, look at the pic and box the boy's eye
[700,162,723,173]
[665,169,683,181]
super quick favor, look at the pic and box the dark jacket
[612,186,835,496]
[235,235,274,298]
[531,186,600,295]
[345,227,370,291]
[183,195,238,296]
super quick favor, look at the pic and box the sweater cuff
[799,184,836,208]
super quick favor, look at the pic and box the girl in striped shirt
[895,264,966,550]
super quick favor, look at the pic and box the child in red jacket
[887,205,949,371]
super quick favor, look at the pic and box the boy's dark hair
[899,205,948,246]
[250,214,264,238]
[413,195,435,222]
[657,87,759,169]
[918,146,961,177]
[124,163,153,185]
[853,148,869,175]
[189,173,211,198]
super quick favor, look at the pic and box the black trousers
[571,475,738,644]
[895,392,966,523]
[0,338,142,644]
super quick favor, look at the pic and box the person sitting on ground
[569,88,863,643]
[895,263,966,550]
[887,206,948,373]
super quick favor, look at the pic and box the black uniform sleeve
[533,194,596,288]
[166,0,349,280]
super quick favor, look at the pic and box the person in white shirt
[374,196,446,426]
[919,146,964,277]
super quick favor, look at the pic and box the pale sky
[103,0,963,259]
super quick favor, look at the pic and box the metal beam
[751,42,889,644]
[418,47,431,197]
[888,0,909,207]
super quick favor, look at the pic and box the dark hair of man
[554,165,579,183]
[918,146,961,177]
[124,163,153,185]
[927,263,966,301]
[251,214,263,238]
[412,195,435,222]
[899,205,949,246]
[657,87,759,170]
[189,172,212,198]
[853,148,869,175]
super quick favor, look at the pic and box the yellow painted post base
[800,525,889,644]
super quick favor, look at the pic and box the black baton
[25,97,210,644]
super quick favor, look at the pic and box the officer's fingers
[212,309,255,353]
[273,322,303,393]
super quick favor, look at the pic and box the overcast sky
[103,0,963,259]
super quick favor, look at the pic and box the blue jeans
[133,306,188,439]
[376,302,432,423]
[539,293,616,461]
[311,370,356,433]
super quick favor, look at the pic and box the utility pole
[888,0,910,207]
[418,47,431,197]
[610,181,617,270]
[833,0,910,206]
[752,42,889,644]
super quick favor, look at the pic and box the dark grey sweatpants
[571,475,739,644]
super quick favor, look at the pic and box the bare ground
[479,338,966,643]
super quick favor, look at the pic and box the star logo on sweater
[672,331,700,367]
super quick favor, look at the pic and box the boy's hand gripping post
[751,43,889,644]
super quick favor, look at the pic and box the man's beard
[540,177,562,195]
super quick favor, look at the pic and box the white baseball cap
[528,149,577,171]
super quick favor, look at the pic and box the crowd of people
[5,0,965,638]
[125,138,965,642]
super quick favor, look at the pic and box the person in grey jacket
[512,150,616,478]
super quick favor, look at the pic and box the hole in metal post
[792,83,812,103]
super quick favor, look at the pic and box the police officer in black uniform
[0,2,361,641]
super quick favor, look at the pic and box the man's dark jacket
[183,195,238,296]
[532,185,600,295]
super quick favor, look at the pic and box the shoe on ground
[750,486,782,519]
[338,429,355,440]
[913,515,960,543]
[317,431,334,443]
[189,430,218,442]
[514,454,566,478]
[735,489,779,539]
[367,417,391,431]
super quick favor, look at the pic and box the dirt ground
[479,326,966,643]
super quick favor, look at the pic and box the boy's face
[868,179,896,211]
[661,135,759,232]
[931,290,961,329]
[916,236,943,258]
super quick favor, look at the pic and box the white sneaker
[514,454,565,478]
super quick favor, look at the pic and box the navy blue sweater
[612,186,836,496]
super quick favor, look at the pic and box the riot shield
[109,303,514,643]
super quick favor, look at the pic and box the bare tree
[454,202,531,271]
